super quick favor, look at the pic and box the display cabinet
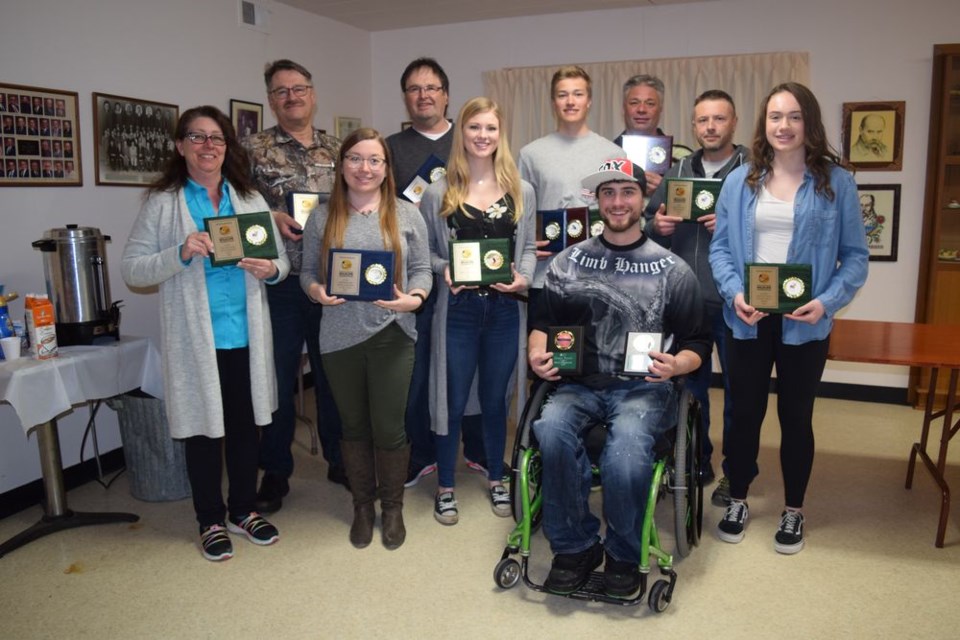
[913,43,960,406]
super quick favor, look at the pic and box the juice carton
[24,294,58,359]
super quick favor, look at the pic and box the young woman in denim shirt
[709,83,869,554]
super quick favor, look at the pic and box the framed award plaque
[204,211,278,267]
[327,248,396,301]
[285,191,327,231]
[536,209,566,253]
[664,178,722,221]
[620,134,673,174]
[548,326,584,375]
[622,332,663,376]
[744,263,813,312]
[449,237,512,285]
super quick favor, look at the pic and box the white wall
[371,0,959,390]
[0,0,371,492]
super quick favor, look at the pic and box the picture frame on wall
[858,183,900,262]
[230,99,263,138]
[335,116,361,140]
[0,82,82,187]
[92,92,178,186]
[842,101,905,171]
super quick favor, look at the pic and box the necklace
[349,201,379,215]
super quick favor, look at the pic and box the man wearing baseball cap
[528,158,709,598]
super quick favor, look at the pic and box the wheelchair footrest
[556,571,648,606]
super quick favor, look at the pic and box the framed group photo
[842,101,905,171]
[858,183,900,261]
[0,82,82,186]
[230,99,263,138]
[92,92,178,186]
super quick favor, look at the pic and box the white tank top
[754,186,794,263]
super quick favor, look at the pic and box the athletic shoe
[700,463,716,486]
[711,476,732,507]
[602,552,641,598]
[199,524,233,562]
[227,512,279,546]
[254,473,289,514]
[404,462,437,488]
[544,541,603,595]
[774,510,805,555]
[434,491,459,525]
[489,484,511,517]
[717,499,749,544]
[464,457,511,484]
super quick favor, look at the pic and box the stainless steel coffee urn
[32,225,121,345]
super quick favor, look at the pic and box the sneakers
[199,524,233,562]
[717,499,749,544]
[700,462,716,486]
[489,484,511,517]
[404,462,437,488]
[465,458,511,484]
[544,541,604,595]
[711,476,732,507]
[774,510,805,555]
[602,552,641,598]
[254,473,289,514]
[227,512,279,546]
[434,491,459,525]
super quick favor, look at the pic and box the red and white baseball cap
[581,157,647,195]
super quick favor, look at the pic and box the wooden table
[828,319,960,547]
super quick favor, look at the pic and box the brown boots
[341,440,410,550]
[340,439,376,548]
[376,443,410,550]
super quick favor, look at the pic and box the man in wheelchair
[527,158,710,598]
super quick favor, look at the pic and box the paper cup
[1,336,22,360]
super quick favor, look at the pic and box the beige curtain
[484,51,809,151]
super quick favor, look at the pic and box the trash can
[106,391,191,501]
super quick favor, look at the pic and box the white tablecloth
[0,336,163,431]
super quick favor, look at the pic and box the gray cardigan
[420,178,537,435]
[121,183,289,439]
[299,198,433,353]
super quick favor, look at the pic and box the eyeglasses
[184,132,226,146]
[404,85,443,96]
[343,154,386,169]
[268,85,313,100]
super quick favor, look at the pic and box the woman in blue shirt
[122,106,289,562]
[709,83,868,554]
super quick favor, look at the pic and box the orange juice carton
[24,294,58,359]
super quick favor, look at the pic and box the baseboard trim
[709,373,909,405]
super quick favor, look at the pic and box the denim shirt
[709,163,869,345]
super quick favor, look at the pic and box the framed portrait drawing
[92,92,178,186]
[842,101,905,171]
[0,82,82,187]
[230,99,263,138]
[858,183,900,261]
[335,116,361,140]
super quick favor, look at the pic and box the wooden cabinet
[913,43,960,406]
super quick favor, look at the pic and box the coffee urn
[32,225,121,345]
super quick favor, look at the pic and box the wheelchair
[493,379,703,613]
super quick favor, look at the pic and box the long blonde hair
[440,97,523,222]
[321,128,404,286]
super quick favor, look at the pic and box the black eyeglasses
[269,85,313,100]
[184,132,227,146]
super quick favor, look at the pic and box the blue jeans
[259,277,343,478]
[436,290,519,487]
[685,308,734,472]
[533,380,676,563]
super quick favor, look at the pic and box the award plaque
[620,134,674,174]
[401,154,446,204]
[744,263,813,312]
[285,191,328,230]
[623,332,663,376]
[664,178,723,221]
[204,211,278,267]
[565,207,589,246]
[588,205,604,238]
[536,209,566,253]
[548,326,584,375]
[327,249,396,301]
[449,237,512,285]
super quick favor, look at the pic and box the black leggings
[184,348,259,528]
[724,316,829,508]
